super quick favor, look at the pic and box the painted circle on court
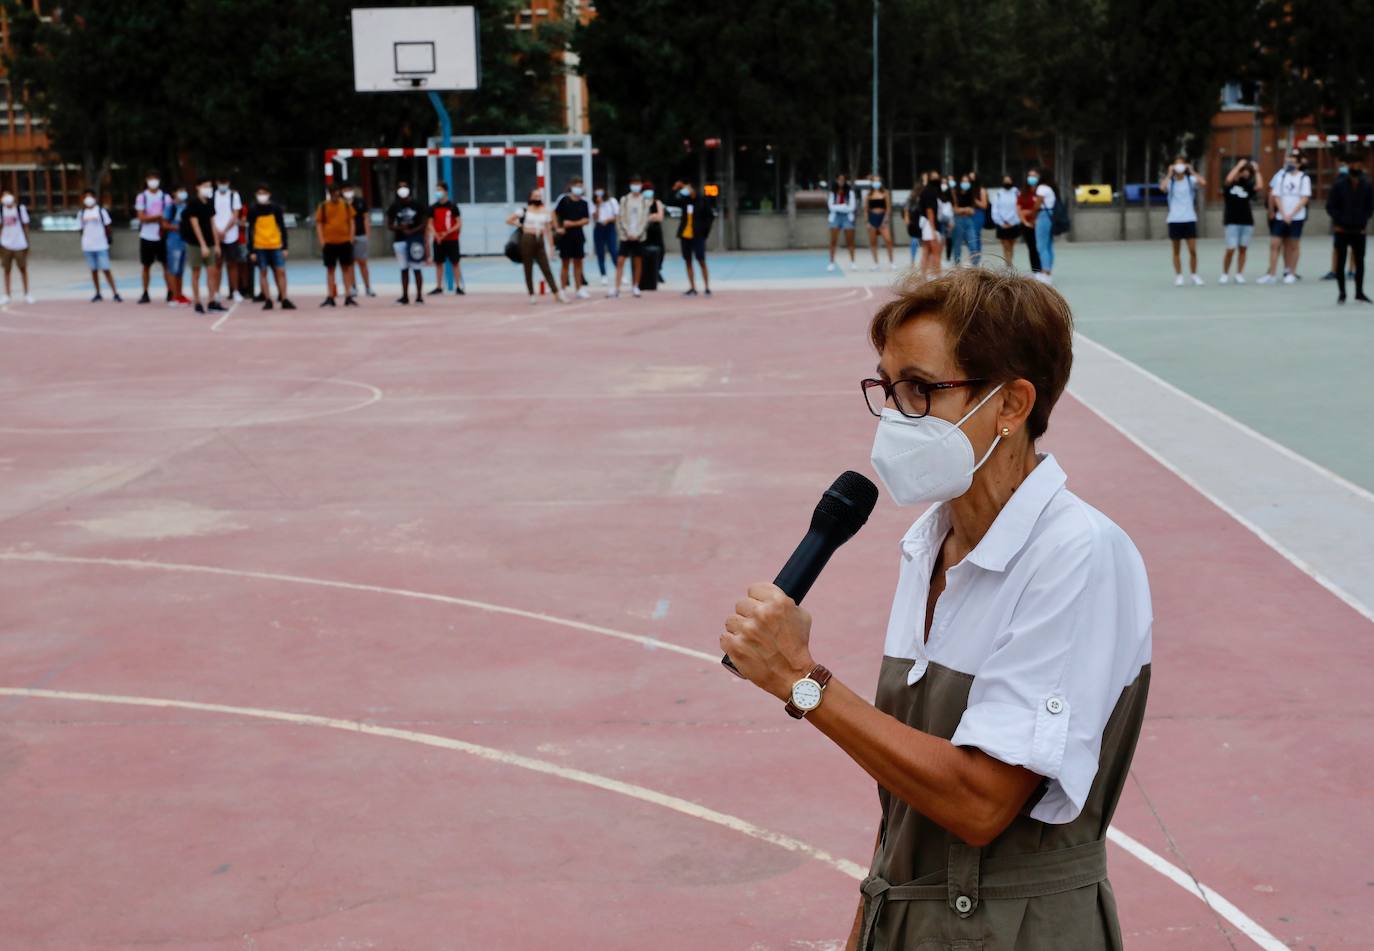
[0,376,382,433]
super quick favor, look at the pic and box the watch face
[792,678,822,710]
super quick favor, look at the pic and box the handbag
[505,214,524,263]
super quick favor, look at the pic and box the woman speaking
[721,268,1152,950]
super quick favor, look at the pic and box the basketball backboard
[351,6,480,92]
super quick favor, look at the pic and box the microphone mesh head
[811,470,879,539]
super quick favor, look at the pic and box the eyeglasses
[861,377,989,419]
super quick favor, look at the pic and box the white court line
[210,300,238,332]
[0,549,1289,947]
[0,686,866,882]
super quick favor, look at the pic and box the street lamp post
[871,0,879,179]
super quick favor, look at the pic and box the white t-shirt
[0,203,30,250]
[990,187,1020,228]
[80,206,112,252]
[520,207,552,234]
[1165,174,1198,224]
[884,454,1152,824]
[594,197,619,225]
[134,189,171,241]
[1036,184,1056,211]
[213,189,243,243]
[1271,169,1312,221]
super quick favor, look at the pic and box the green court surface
[1050,238,1374,492]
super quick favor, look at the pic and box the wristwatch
[785,664,833,719]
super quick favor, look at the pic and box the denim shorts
[1224,224,1254,249]
[1269,218,1305,240]
[829,211,855,231]
[254,247,286,270]
[84,249,111,271]
[165,235,187,276]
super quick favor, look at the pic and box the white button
[954,895,973,914]
[1046,697,1064,715]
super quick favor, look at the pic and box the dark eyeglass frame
[861,377,990,419]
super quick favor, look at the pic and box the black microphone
[722,470,880,677]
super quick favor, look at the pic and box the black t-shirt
[954,187,976,209]
[918,185,941,223]
[181,197,215,244]
[350,196,368,233]
[386,198,426,236]
[1223,177,1256,226]
[555,194,590,226]
[644,199,664,246]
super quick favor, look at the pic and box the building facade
[518,0,595,136]
[1,0,79,212]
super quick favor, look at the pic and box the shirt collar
[898,453,1067,572]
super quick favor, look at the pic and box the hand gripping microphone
[722,470,880,677]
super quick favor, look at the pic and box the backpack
[1049,189,1071,236]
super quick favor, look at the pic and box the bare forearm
[806,678,1028,846]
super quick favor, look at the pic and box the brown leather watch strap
[784,664,833,719]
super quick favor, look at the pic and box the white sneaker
[1218,274,1230,285]
[576,288,590,300]
[232,291,244,302]
[599,274,608,286]
[1234,273,1246,284]
[1256,274,1276,284]
[889,262,898,271]
[1282,273,1297,285]
[1191,274,1205,286]
[0,294,9,306]
[23,293,35,304]
[607,289,619,299]
[1043,274,1053,285]
[870,263,880,271]
[826,262,836,272]
[1174,274,1185,287]
[632,286,641,298]
[529,294,538,304]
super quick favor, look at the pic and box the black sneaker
[138,292,151,304]
[428,287,443,295]
[415,294,425,305]
[91,293,103,303]
[344,296,359,307]
[263,299,274,311]
[1322,271,1338,281]
[397,296,410,305]
[194,303,205,314]
[253,293,265,303]
[166,289,174,302]
[704,288,712,297]
[112,293,123,302]
[1338,294,1347,305]
[207,301,226,312]
[320,298,336,308]
[1356,294,1373,304]
[456,286,466,295]
[280,299,296,310]
[683,288,698,297]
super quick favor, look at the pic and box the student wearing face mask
[162,186,191,306]
[1325,151,1373,304]
[591,185,619,286]
[669,180,714,296]
[828,174,859,271]
[0,187,33,305]
[387,180,428,305]
[506,187,563,303]
[990,176,1022,268]
[553,176,591,299]
[1220,158,1261,284]
[1322,160,1352,282]
[315,182,357,308]
[341,184,375,299]
[428,182,463,296]
[917,171,944,280]
[246,183,294,311]
[78,189,120,302]
[210,176,245,309]
[866,173,896,271]
[939,178,956,263]
[722,267,1151,951]
[1161,154,1206,286]
[951,174,981,267]
[612,174,649,298]
[1015,172,1043,275]
[181,178,217,314]
[134,170,173,304]
[1259,149,1312,284]
[641,180,667,289]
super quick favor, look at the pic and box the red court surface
[1,289,1370,949]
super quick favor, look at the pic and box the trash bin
[1075,185,1113,204]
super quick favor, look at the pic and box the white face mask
[870,384,1005,506]
[629,184,642,194]
[1174,163,1187,174]
[434,191,447,203]
[396,187,410,199]
[83,196,97,207]
[256,193,270,204]
[198,186,213,199]
[175,190,188,201]
[643,189,655,200]
[1,195,13,207]
[571,185,584,196]
[146,179,160,190]
[217,184,230,194]
[342,190,354,201]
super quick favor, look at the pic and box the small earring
[1001,427,1011,436]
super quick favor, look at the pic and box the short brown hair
[868,268,1074,439]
